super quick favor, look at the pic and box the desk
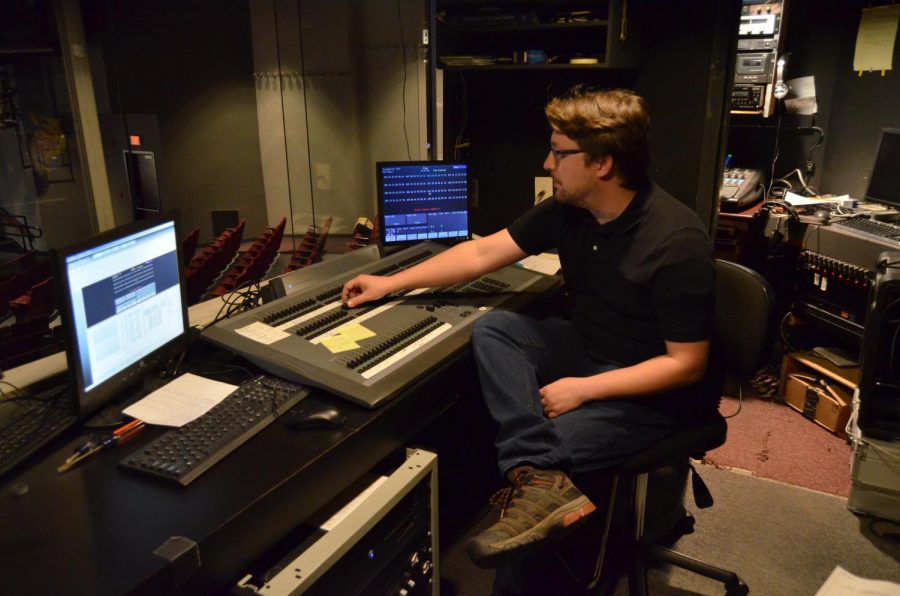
[0,346,474,595]
[1,242,559,594]
[714,201,767,264]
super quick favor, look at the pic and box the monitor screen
[376,161,470,247]
[864,128,900,210]
[54,215,188,419]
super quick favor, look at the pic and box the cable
[862,438,900,464]
[766,105,784,198]
[867,517,900,545]
[779,311,797,353]
[295,0,318,242]
[188,361,258,383]
[803,126,825,165]
[208,280,263,326]
[885,296,900,382]
[396,0,412,160]
[273,0,297,255]
[452,72,468,161]
[772,168,818,196]
[722,383,743,418]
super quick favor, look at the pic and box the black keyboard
[0,398,77,479]
[833,218,900,243]
[120,375,308,485]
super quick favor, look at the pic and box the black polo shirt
[508,181,715,367]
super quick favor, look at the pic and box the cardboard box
[780,353,857,437]
[783,373,851,435]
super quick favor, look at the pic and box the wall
[78,0,428,244]
[726,0,900,199]
[82,0,267,244]
[439,0,736,236]
[817,2,900,197]
[634,0,737,224]
[250,0,428,237]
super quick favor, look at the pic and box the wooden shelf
[439,62,609,70]
[434,0,639,70]
[441,20,608,34]
[0,42,56,57]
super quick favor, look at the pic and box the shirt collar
[581,180,652,236]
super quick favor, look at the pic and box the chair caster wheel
[675,513,695,535]
[725,579,749,595]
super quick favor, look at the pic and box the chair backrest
[613,261,775,474]
[712,259,774,379]
[181,227,200,268]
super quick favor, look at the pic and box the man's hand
[341,274,394,308]
[539,377,592,418]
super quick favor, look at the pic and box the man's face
[543,131,598,207]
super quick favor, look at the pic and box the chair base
[574,456,748,596]
[647,544,748,595]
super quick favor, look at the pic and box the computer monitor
[864,128,900,211]
[53,214,188,421]
[376,161,471,248]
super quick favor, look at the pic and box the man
[342,87,715,575]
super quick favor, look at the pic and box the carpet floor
[440,463,900,596]
[706,394,853,497]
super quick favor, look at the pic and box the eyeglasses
[549,147,585,162]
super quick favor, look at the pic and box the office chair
[576,259,773,596]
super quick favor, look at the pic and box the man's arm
[539,339,710,418]
[341,230,527,308]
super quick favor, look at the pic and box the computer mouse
[284,405,345,430]
[812,208,831,223]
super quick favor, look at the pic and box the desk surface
[718,199,765,220]
[0,346,471,595]
[0,244,557,594]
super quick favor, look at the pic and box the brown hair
[545,86,650,190]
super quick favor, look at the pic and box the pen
[112,421,146,445]
[57,443,104,473]
[57,420,146,473]
[113,419,144,438]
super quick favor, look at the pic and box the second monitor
[376,161,470,248]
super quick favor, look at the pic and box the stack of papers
[815,566,900,595]
[123,373,239,427]
[517,253,560,276]
[783,191,850,206]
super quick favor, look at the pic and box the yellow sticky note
[320,334,360,354]
[338,323,376,342]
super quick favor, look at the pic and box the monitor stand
[82,374,171,430]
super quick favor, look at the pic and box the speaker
[857,251,900,441]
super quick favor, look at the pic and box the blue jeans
[471,311,681,476]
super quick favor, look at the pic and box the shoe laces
[489,469,562,517]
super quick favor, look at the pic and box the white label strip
[236,321,291,344]
[319,476,389,532]
[309,288,431,345]
[274,301,341,332]
[360,322,452,379]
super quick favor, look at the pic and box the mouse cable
[867,517,900,545]
[722,382,743,419]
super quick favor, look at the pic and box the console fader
[201,242,558,408]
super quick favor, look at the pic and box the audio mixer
[201,242,558,407]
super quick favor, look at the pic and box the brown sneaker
[467,466,596,568]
